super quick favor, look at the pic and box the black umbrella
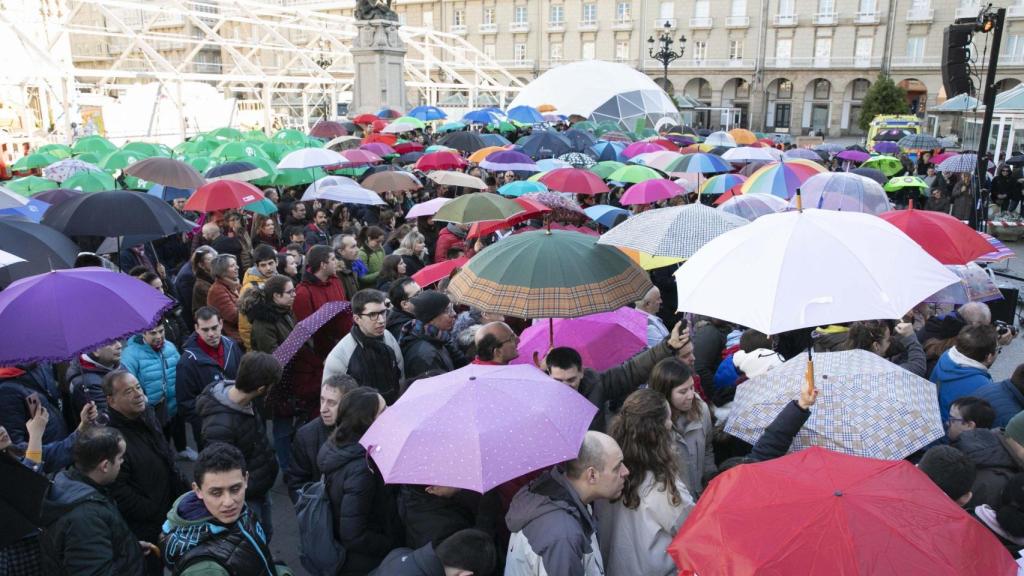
[696,128,713,137]
[31,188,83,205]
[480,133,511,147]
[41,190,194,238]
[437,131,488,154]
[0,217,79,287]
[844,144,868,153]
[851,167,888,185]
[205,161,267,182]
[1006,155,1024,166]
[517,131,573,159]
[708,146,732,156]
[398,151,424,165]
[562,129,597,152]
[0,454,50,546]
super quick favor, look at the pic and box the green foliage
[858,75,911,131]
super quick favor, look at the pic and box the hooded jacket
[67,354,116,417]
[434,224,471,263]
[930,347,994,423]
[671,400,717,497]
[120,334,180,417]
[177,333,241,428]
[369,543,445,576]
[399,323,467,380]
[387,308,415,340]
[39,468,145,576]
[238,266,271,350]
[505,468,605,576]
[357,246,386,288]
[196,381,279,500]
[975,378,1024,428]
[245,296,295,355]
[955,428,1024,509]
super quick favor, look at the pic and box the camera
[995,320,1018,338]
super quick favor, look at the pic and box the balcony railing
[494,59,535,69]
[450,24,467,35]
[906,8,934,22]
[671,58,754,69]
[479,22,497,34]
[579,20,599,31]
[813,12,838,25]
[655,17,677,28]
[774,13,798,26]
[1009,5,1024,19]
[855,11,880,24]
[765,56,883,68]
[509,21,530,32]
[689,16,713,29]
[891,55,940,67]
[547,20,565,31]
[612,18,633,30]
[955,5,982,19]
[726,15,750,28]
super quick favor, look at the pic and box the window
[514,43,527,63]
[735,79,750,98]
[514,6,528,23]
[550,5,564,23]
[906,36,926,62]
[859,0,876,12]
[855,37,873,66]
[550,42,563,61]
[779,0,794,14]
[776,79,793,99]
[692,40,707,63]
[1004,35,1024,62]
[694,0,710,17]
[813,79,831,100]
[852,79,870,99]
[423,11,433,27]
[483,43,496,59]
[616,40,630,60]
[729,40,744,61]
[453,9,464,26]
[660,1,674,19]
[617,2,631,22]
[774,104,792,127]
[814,37,831,66]
[776,38,792,65]
[483,7,495,24]
[582,41,596,59]
[583,3,597,23]
[731,0,747,16]
[818,0,835,13]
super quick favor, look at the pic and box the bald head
[475,321,518,364]
[959,302,991,326]
[202,222,221,241]
[566,431,612,479]
[636,286,662,315]
[564,431,628,503]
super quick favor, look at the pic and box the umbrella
[0,187,28,210]
[598,203,748,259]
[589,160,626,179]
[398,151,424,165]
[727,128,757,145]
[740,160,827,199]
[836,149,871,163]
[448,229,652,318]
[721,146,777,164]
[668,446,1017,576]
[36,143,72,159]
[124,157,206,189]
[301,178,385,205]
[539,168,610,195]
[851,167,888,185]
[583,205,630,228]
[272,128,309,147]
[208,127,245,141]
[381,122,419,135]
[0,217,79,287]
[5,176,57,195]
[664,153,732,175]
[309,120,348,139]
[782,148,822,162]
[976,232,1015,263]
[339,149,384,166]
[0,267,174,365]
[674,209,959,335]
[43,190,194,238]
[31,188,82,205]
[535,158,572,172]
[556,152,595,168]
[861,154,904,176]
[873,141,900,154]
[606,165,663,184]
[874,128,910,142]
[879,206,993,264]
[10,152,60,172]
[462,109,501,124]
[506,105,545,124]
[393,142,425,155]
[360,364,597,492]
[930,151,958,165]
[812,142,845,154]
[561,129,597,152]
[324,135,362,151]
[407,105,447,121]
[405,197,452,219]
[727,350,943,459]
[99,149,149,172]
[619,179,686,206]
[622,141,667,159]
[591,141,626,162]
[362,170,421,193]
[884,175,929,194]
[359,143,396,157]
[704,131,737,147]
[270,168,326,187]
[437,121,466,133]
[352,113,379,125]
[699,173,747,197]
[480,150,538,172]
[42,158,102,182]
[899,133,941,150]
[412,256,469,287]
[480,133,512,147]
[427,170,488,190]
[795,172,891,215]
[377,108,402,119]
[205,161,268,182]
[522,191,585,215]
[272,301,352,366]
[438,131,488,154]
[415,151,466,171]
[468,146,508,164]
[718,194,788,221]
[630,151,681,171]
[516,131,573,159]
[433,192,524,224]
[277,147,344,170]
[925,262,1002,305]
[937,153,979,175]
[515,307,648,374]
[72,135,117,155]
[0,198,49,222]
[499,180,548,197]
[184,180,265,212]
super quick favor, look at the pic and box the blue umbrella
[0,199,50,223]
[480,134,512,147]
[506,105,545,124]
[517,131,573,159]
[463,109,501,124]
[498,181,548,197]
[147,183,193,201]
[591,141,626,162]
[584,205,631,228]
[437,121,467,133]
[562,129,597,152]
[408,105,448,121]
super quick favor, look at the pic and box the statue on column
[355,0,398,22]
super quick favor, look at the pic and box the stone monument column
[350,18,408,115]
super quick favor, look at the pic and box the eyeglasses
[358,309,390,322]
[499,333,519,346]
[946,417,965,426]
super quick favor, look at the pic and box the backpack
[295,475,346,576]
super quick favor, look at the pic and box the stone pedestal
[350,19,407,114]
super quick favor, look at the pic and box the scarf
[401,319,453,343]
[347,326,401,403]
[446,222,468,239]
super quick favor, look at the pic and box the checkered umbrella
[937,153,978,175]
[597,203,748,258]
[725,349,944,460]
[557,152,596,168]
[898,134,942,150]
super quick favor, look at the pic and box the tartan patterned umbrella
[447,229,652,319]
[597,203,748,258]
[937,153,979,175]
[898,134,941,150]
[725,349,944,460]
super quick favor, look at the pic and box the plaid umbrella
[558,152,596,168]
[273,301,351,366]
[898,134,941,150]
[726,349,944,459]
[447,229,652,318]
[597,203,748,258]
[937,153,978,175]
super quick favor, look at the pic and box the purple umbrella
[837,150,871,163]
[874,141,900,154]
[272,300,352,366]
[510,307,647,371]
[32,188,83,205]
[479,150,538,173]
[0,267,173,365]
[360,364,597,492]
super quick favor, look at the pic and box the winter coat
[246,295,321,419]
[174,262,197,324]
[369,543,445,576]
[120,334,180,418]
[337,263,360,306]
[284,418,332,502]
[304,223,330,248]
[951,181,973,221]
[176,333,241,431]
[505,468,605,576]
[671,400,716,497]
[400,253,426,276]
[387,309,415,340]
[889,332,928,378]
[811,325,849,352]
[196,381,279,500]
[955,428,1024,509]
[747,400,811,462]
[323,330,405,390]
[67,354,116,418]
[0,364,74,471]
[207,278,242,345]
[38,468,145,576]
[318,440,402,575]
[930,347,995,423]
[991,173,1022,209]
[691,322,731,386]
[293,272,353,360]
[925,193,952,214]
[191,269,214,319]
[400,327,467,380]
[246,298,295,355]
[594,472,693,576]
[975,378,1024,428]
[434,225,469,263]
[357,246,386,288]
[107,406,189,543]
[397,486,501,550]
[578,340,676,432]
[238,267,271,350]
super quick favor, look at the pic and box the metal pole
[973,7,1005,231]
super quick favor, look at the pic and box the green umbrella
[257,141,291,163]
[244,129,269,141]
[491,121,517,134]
[595,122,622,135]
[208,127,245,141]
[433,192,526,225]
[99,149,146,171]
[393,116,426,130]
[861,155,904,177]
[213,141,272,162]
[121,141,161,158]
[573,121,598,133]
[73,152,102,164]
[447,229,652,319]
[153,143,174,157]
[62,171,117,192]
[72,135,116,155]
[242,198,279,216]
[10,152,60,171]
[884,175,929,193]
[526,172,547,182]
[607,164,662,184]
[5,176,58,196]
[590,161,626,179]
[272,129,307,147]
[174,139,220,156]
[632,128,658,140]
[36,144,73,160]
[243,157,280,186]
[271,167,325,187]
[331,166,370,178]
[183,156,217,174]
[121,175,151,191]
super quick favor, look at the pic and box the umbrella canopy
[185,180,264,212]
[925,262,1002,305]
[539,168,610,195]
[0,187,28,210]
[0,218,79,287]
[606,164,663,184]
[6,176,58,195]
[272,301,351,366]
[360,143,396,157]
[836,149,871,163]
[899,133,941,150]
[704,131,737,147]
[362,170,422,193]
[884,175,929,193]
[517,131,574,159]
[583,204,630,228]
[796,172,892,215]
[561,129,598,152]
[721,146,777,164]
[339,149,384,166]
[668,446,1017,576]
[861,154,904,177]
[506,105,546,124]
[480,150,538,172]
[598,203,748,259]
[590,141,626,162]
[42,158,103,183]
[674,209,958,334]
[480,133,512,147]
[498,180,548,197]
[718,194,789,221]
[664,153,732,175]
[360,364,597,492]
[535,158,572,173]
[879,206,993,264]
[31,188,82,205]
[72,135,117,155]
[415,151,467,171]
[412,256,469,288]
[0,197,48,222]
[407,105,447,121]
[873,141,901,154]
[405,197,451,220]
[619,179,686,205]
[427,170,488,190]
[937,152,979,175]
[124,157,206,189]
[277,147,345,170]
[977,232,1016,262]
[512,307,647,371]
[438,131,488,154]
[622,141,667,159]
[589,160,626,179]
[309,120,348,139]
[851,167,888,185]
[468,146,508,164]
[462,109,502,124]
[740,160,827,199]
[433,192,524,224]
[205,161,268,182]
[448,229,652,318]
[37,144,73,159]
[301,178,385,205]
[556,152,596,168]
[43,190,194,237]
[146,184,193,202]
[10,152,60,172]
[380,121,419,135]
[699,173,747,196]
[0,267,174,365]
[726,128,757,145]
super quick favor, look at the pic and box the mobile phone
[25,394,40,414]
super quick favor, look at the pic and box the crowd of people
[3,120,1024,576]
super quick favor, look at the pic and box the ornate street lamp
[647,21,686,90]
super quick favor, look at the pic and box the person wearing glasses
[324,289,405,404]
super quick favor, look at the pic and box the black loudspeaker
[942,23,974,97]
[989,287,1020,326]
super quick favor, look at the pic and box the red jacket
[434,227,471,263]
[293,272,353,360]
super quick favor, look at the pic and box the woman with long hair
[650,357,716,498]
[597,389,694,576]
[189,246,217,320]
[253,214,282,250]
[356,226,387,288]
[392,230,428,276]
[240,274,296,354]
[844,319,927,377]
[375,254,407,292]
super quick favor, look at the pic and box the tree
[858,75,911,132]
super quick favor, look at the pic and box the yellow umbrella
[537,104,557,113]
[468,146,507,164]
[728,128,757,146]
[618,247,684,270]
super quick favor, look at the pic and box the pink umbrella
[405,197,451,219]
[619,179,687,206]
[511,307,647,371]
[622,141,668,159]
[272,301,352,366]
[339,149,383,166]
[360,143,396,157]
[539,168,610,195]
[360,364,597,492]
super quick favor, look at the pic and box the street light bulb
[648,36,655,44]
[664,20,672,30]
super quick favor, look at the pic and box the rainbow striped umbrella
[699,173,748,196]
[740,160,827,199]
[665,153,732,175]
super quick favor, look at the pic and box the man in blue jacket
[176,307,241,450]
[930,324,998,424]
[976,364,1024,428]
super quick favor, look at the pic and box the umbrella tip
[834,490,844,497]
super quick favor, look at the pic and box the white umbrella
[674,208,959,335]
[277,147,345,170]
[381,122,419,134]
[0,249,25,268]
[597,203,748,258]
[721,146,777,164]
[704,131,737,148]
[428,170,488,190]
[300,176,386,205]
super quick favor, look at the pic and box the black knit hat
[411,290,451,323]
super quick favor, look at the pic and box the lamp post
[648,21,686,90]
[315,38,332,121]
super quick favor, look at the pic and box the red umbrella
[360,143,396,157]
[340,149,384,166]
[879,205,993,264]
[669,447,1017,576]
[930,151,957,164]
[394,142,425,154]
[309,120,348,139]
[412,256,469,287]
[184,180,265,212]
[370,119,388,133]
[467,197,552,239]
[353,114,378,125]
[539,168,610,195]
[712,188,742,205]
[415,151,467,171]
[646,138,680,152]
[363,133,397,146]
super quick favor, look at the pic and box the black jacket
[692,321,732,386]
[955,428,1024,509]
[748,400,810,462]
[397,486,500,550]
[39,468,145,576]
[578,339,676,432]
[369,543,445,576]
[0,364,73,471]
[386,310,414,340]
[176,333,241,428]
[66,355,116,420]
[173,263,196,325]
[285,417,332,502]
[318,440,402,575]
[196,381,279,500]
[400,330,467,380]
[107,406,189,543]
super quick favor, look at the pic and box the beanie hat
[733,348,784,379]
[411,290,451,323]
[1006,412,1024,447]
